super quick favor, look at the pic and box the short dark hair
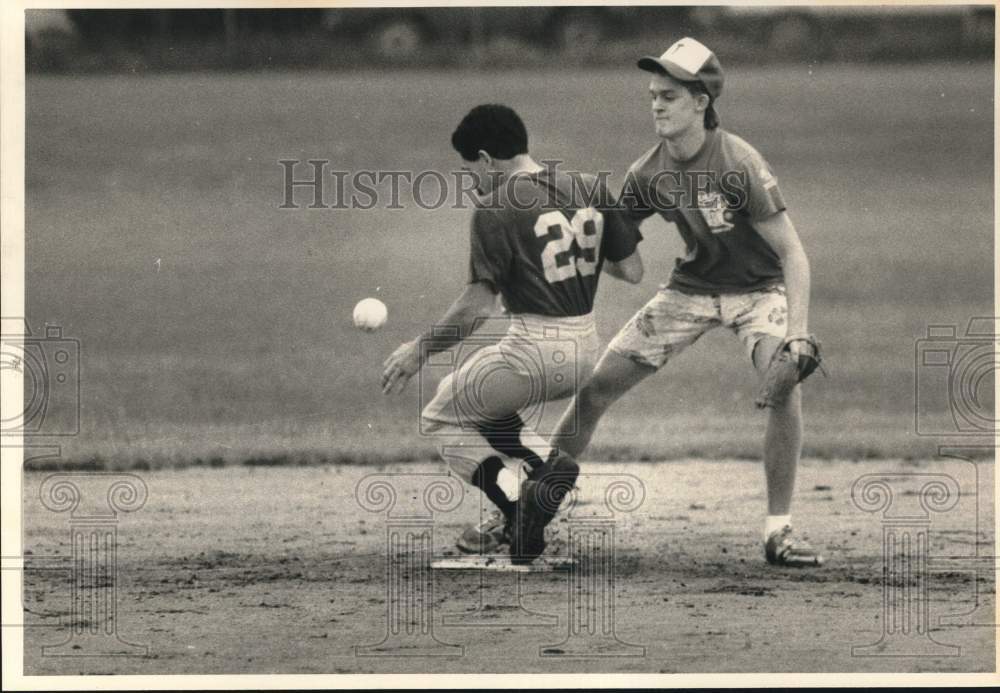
[451,104,529,162]
[676,78,720,130]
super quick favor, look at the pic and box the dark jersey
[468,169,641,317]
[622,128,787,295]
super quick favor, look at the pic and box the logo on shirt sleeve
[757,166,785,212]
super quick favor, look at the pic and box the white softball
[353,297,388,332]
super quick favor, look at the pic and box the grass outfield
[24,63,994,468]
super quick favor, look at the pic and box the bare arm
[753,210,811,347]
[381,282,499,394]
[603,250,644,284]
[416,281,500,356]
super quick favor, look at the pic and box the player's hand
[381,339,421,395]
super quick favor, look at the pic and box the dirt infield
[21,458,994,674]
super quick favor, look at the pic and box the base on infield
[432,556,577,572]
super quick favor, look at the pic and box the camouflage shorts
[607,285,788,370]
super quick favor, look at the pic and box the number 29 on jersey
[533,208,604,284]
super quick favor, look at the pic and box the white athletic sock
[496,467,520,502]
[764,515,792,541]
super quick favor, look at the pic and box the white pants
[421,312,599,481]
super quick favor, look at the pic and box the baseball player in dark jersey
[550,38,824,567]
[381,104,643,563]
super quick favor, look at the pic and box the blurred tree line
[67,9,324,43]
[27,7,995,72]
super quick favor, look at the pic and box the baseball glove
[754,335,825,409]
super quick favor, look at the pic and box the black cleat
[510,453,579,565]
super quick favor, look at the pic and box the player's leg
[492,320,606,562]
[550,348,655,459]
[424,340,576,554]
[521,344,651,562]
[425,426,522,554]
[730,288,823,566]
[754,337,820,565]
[515,294,717,563]
[752,335,802,518]
[491,317,600,563]
[510,447,580,564]
[551,289,717,459]
[432,426,528,554]
[422,346,543,553]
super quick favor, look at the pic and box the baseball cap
[638,38,724,124]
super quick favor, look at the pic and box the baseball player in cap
[550,37,825,566]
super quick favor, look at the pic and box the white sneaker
[455,510,510,555]
[765,525,825,567]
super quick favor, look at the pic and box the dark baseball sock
[476,414,545,474]
[470,455,516,519]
